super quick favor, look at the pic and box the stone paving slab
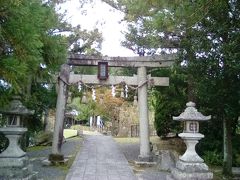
[65,134,137,180]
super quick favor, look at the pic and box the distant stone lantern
[167,101,213,180]
[0,96,37,179]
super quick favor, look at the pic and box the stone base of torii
[48,54,175,163]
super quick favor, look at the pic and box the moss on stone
[48,154,64,162]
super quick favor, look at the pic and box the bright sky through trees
[59,0,135,56]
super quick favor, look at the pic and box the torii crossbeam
[49,54,176,163]
[68,54,175,67]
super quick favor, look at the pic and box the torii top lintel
[68,54,176,68]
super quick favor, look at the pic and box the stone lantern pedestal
[167,102,213,180]
[0,127,27,159]
[178,133,204,163]
[0,127,37,179]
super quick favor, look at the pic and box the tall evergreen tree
[0,0,67,97]
[190,1,240,176]
[104,0,240,176]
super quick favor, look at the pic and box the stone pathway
[65,132,137,180]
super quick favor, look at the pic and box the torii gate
[49,54,175,162]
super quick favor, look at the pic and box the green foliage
[68,27,103,56]
[23,83,57,132]
[107,0,240,175]
[203,150,223,166]
[0,132,8,153]
[26,145,49,152]
[68,96,96,121]
[0,0,104,152]
[0,0,71,141]
[0,0,68,108]
[188,1,240,174]
[151,67,187,137]
[232,135,240,166]
[77,101,96,121]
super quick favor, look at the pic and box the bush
[151,67,187,138]
[203,150,223,166]
[154,101,183,138]
[232,134,240,166]
[0,132,8,153]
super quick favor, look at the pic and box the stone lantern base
[167,160,213,180]
[0,156,28,167]
[0,156,38,179]
[167,133,213,180]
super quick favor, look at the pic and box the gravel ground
[117,142,169,180]
[27,136,82,180]
[26,133,240,180]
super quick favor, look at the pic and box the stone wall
[117,102,155,137]
[117,102,138,137]
[44,109,55,132]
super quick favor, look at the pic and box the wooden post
[49,64,70,162]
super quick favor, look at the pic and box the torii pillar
[138,66,151,161]
[49,64,70,162]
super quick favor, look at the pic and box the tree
[0,0,69,134]
[0,0,70,151]
[151,67,187,137]
[188,1,240,176]
[0,0,68,100]
[69,87,123,121]
[68,26,103,56]
[0,0,104,127]
[145,1,240,176]
[104,0,240,176]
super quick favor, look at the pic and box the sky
[59,0,135,57]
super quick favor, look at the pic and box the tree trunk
[43,108,49,131]
[185,29,196,103]
[187,75,195,102]
[26,75,33,97]
[223,117,232,177]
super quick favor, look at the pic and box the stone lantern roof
[173,101,211,121]
[0,96,34,115]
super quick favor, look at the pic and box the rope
[58,75,154,91]
[58,76,70,86]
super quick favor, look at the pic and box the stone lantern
[1,96,34,127]
[167,102,213,180]
[0,96,37,179]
